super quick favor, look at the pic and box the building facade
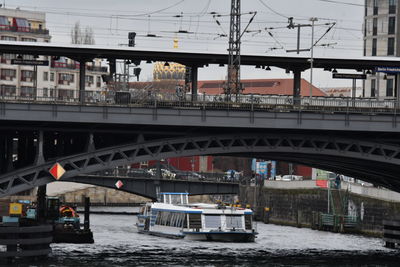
[0,8,107,100]
[364,0,399,98]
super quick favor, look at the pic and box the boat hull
[137,229,185,239]
[184,232,256,242]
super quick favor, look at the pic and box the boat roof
[151,202,253,214]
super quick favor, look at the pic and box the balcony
[0,25,49,35]
[51,61,80,70]
[51,61,108,73]
[87,66,108,73]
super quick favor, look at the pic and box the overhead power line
[315,0,364,7]
[258,0,289,18]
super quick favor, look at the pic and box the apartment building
[364,0,399,98]
[0,8,107,100]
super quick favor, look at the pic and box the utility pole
[309,17,318,99]
[286,17,312,54]
[224,0,256,101]
[224,0,242,100]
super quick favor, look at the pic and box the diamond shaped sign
[49,163,66,180]
[115,180,124,189]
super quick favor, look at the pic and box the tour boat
[136,192,257,242]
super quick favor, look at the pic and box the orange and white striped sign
[49,163,66,180]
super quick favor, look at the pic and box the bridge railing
[0,88,398,114]
[89,168,235,183]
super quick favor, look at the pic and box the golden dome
[153,62,186,81]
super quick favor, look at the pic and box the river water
[10,213,400,267]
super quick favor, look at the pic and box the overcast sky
[6,0,365,88]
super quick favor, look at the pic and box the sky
[5,0,365,88]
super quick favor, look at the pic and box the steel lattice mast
[225,0,242,99]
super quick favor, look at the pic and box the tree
[71,21,95,45]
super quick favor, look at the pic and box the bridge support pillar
[191,65,198,101]
[85,133,95,152]
[79,59,87,103]
[37,185,46,223]
[396,73,400,108]
[293,69,301,106]
[35,131,45,165]
[5,134,14,172]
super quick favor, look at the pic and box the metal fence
[0,87,399,114]
[89,167,232,183]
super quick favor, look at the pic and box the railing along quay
[0,88,399,115]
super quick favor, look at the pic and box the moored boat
[136,193,257,242]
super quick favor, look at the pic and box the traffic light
[128,32,136,47]
[134,67,141,81]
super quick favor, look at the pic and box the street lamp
[309,17,318,99]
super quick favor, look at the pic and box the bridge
[66,174,239,201]
[1,42,400,197]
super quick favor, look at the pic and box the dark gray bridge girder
[1,41,400,70]
[66,176,239,201]
[0,102,399,133]
[2,132,400,197]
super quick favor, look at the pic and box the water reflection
[23,214,400,266]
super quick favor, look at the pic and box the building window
[58,73,74,84]
[0,68,16,80]
[386,79,394,97]
[373,18,377,35]
[388,37,395,55]
[21,38,36,42]
[373,0,378,15]
[96,76,101,87]
[43,72,48,81]
[1,36,16,41]
[50,72,55,82]
[0,53,15,63]
[22,54,35,60]
[0,16,9,31]
[0,85,16,96]
[20,86,35,97]
[21,70,34,82]
[371,79,376,97]
[43,88,48,97]
[58,89,74,99]
[85,75,94,86]
[389,0,396,14]
[372,38,377,56]
[388,17,396,34]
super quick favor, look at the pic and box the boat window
[183,214,188,228]
[204,215,221,229]
[245,214,252,230]
[188,214,202,229]
[182,195,188,204]
[171,195,181,205]
[225,215,243,229]
[156,211,170,226]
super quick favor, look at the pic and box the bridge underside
[0,126,400,197]
[65,176,239,201]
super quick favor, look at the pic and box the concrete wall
[50,182,213,205]
[57,186,150,205]
[241,186,400,236]
[264,180,400,202]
